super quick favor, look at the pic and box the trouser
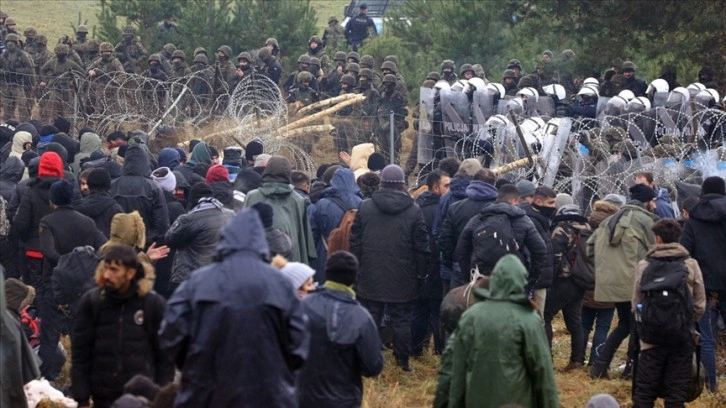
[2,84,31,121]
[595,301,636,369]
[360,298,413,363]
[632,343,694,408]
[698,292,726,391]
[544,278,585,363]
[38,287,73,380]
[533,288,547,318]
[582,305,616,365]
[410,297,443,355]
[23,256,43,294]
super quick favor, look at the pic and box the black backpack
[471,213,520,275]
[570,228,595,290]
[636,257,694,346]
[52,246,100,316]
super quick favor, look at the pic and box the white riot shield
[440,88,471,140]
[417,87,435,163]
[539,118,572,187]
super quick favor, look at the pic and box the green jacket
[587,203,657,302]
[435,255,559,408]
[243,182,316,264]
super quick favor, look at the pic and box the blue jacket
[654,187,675,219]
[310,169,362,281]
[159,210,310,407]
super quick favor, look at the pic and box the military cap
[426,71,441,81]
[297,54,311,64]
[148,54,161,63]
[360,55,375,68]
[622,61,637,72]
[441,59,455,70]
[193,54,208,64]
[345,62,360,74]
[328,16,338,24]
[194,47,207,56]
[54,44,69,54]
[503,69,516,79]
[460,63,474,76]
[217,45,233,59]
[381,60,397,73]
[308,35,322,44]
[99,42,113,52]
[309,57,321,67]
[237,51,252,62]
[171,50,186,60]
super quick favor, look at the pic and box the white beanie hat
[151,167,177,193]
[281,262,315,290]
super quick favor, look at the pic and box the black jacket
[680,194,726,292]
[0,156,23,203]
[109,145,169,244]
[350,189,430,303]
[74,191,124,239]
[454,202,547,288]
[159,210,309,407]
[521,203,555,289]
[164,198,234,284]
[161,190,185,225]
[39,206,106,289]
[12,176,59,252]
[299,288,384,408]
[416,191,444,299]
[72,286,173,408]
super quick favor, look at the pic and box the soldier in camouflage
[39,44,84,120]
[376,74,408,162]
[158,43,175,75]
[71,25,101,66]
[322,16,345,50]
[257,47,282,85]
[87,42,124,112]
[441,60,457,85]
[379,60,407,101]
[283,54,312,94]
[23,27,40,58]
[356,68,380,122]
[286,71,320,107]
[306,35,329,71]
[169,50,191,80]
[0,33,36,120]
[333,74,361,152]
[139,54,168,111]
[33,35,53,76]
[114,26,147,74]
[324,51,347,97]
[213,45,236,95]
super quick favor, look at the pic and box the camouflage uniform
[39,44,84,120]
[33,36,53,76]
[87,43,125,113]
[140,54,169,112]
[322,16,345,50]
[213,45,236,95]
[189,54,214,115]
[114,27,148,74]
[71,25,101,67]
[306,35,330,71]
[0,34,36,121]
[334,74,360,151]
[169,50,192,80]
[375,74,408,162]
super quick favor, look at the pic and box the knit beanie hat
[325,251,359,286]
[458,158,483,178]
[629,183,656,203]
[586,394,619,408]
[702,176,725,196]
[367,152,387,172]
[323,165,342,185]
[189,182,214,207]
[250,202,274,228]
[281,262,315,290]
[245,138,264,162]
[21,150,38,167]
[40,124,59,137]
[603,193,626,207]
[173,147,187,163]
[555,193,573,209]
[49,179,74,205]
[38,151,64,178]
[151,167,176,193]
[380,164,405,184]
[556,203,581,216]
[87,168,112,190]
[516,180,536,197]
[205,164,230,183]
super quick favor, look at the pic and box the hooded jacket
[416,190,444,299]
[0,156,24,202]
[9,131,33,180]
[680,194,726,292]
[310,168,362,280]
[298,287,384,408]
[582,201,620,309]
[158,148,181,170]
[72,132,102,175]
[434,177,470,281]
[71,259,172,407]
[176,142,207,187]
[521,202,555,289]
[632,243,706,351]
[436,255,559,408]
[350,189,430,302]
[587,203,657,302]
[439,181,497,286]
[109,145,169,245]
[164,197,235,284]
[350,143,374,179]
[74,190,124,238]
[159,210,310,407]
[454,202,547,287]
[243,159,316,263]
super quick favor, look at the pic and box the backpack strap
[328,196,352,213]
[607,207,631,243]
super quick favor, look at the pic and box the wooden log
[278,94,365,133]
[492,155,539,176]
[275,124,335,140]
[296,93,359,116]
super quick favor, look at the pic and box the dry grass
[3,1,101,44]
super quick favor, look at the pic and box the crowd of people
[2,4,726,408]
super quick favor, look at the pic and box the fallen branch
[492,155,539,176]
[275,124,335,140]
[296,93,360,116]
[278,94,365,133]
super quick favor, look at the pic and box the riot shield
[533,96,555,119]
[417,87,436,164]
[471,89,495,134]
[540,118,572,187]
[595,96,610,117]
[440,88,471,140]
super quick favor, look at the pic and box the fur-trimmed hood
[95,244,155,297]
[97,211,154,296]
[589,200,620,229]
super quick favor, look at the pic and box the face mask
[532,203,556,218]
[150,63,159,71]
[359,78,369,87]
[173,60,181,66]
[194,63,205,70]
[385,83,395,91]
[6,42,17,51]
[57,54,67,62]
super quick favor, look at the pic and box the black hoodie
[74,190,124,238]
[680,194,726,291]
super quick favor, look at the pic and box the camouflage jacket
[0,49,36,86]
[550,215,590,279]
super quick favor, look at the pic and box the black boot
[396,356,413,372]
[621,359,633,380]
[588,360,610,380]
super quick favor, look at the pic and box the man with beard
[72,244,173,408]
[621,61,647,97]
[0,33,36,121]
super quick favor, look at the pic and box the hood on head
[4,277,35,315]
[371,189,414,214]
[79,132,102,154]
[0,156,24,182]
[330,168,360,194]
[15,122,39,141]
[11,131,33,155]
[689,194,726,222]
[103,211,146,249]
[350,143,374,172]
[51,133,79,163]
[449,177,470,199]
[480,201,526,218]
[475,254,530,303]
[465,180,498,201]
[158,147,181,169]
[216,209,270,261]
[38,151,64,178]
[43,142,69,165]
[261,156,292,184]
[122,145,152,176]
[188,141,212,166]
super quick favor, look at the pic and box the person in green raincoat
[435,255,559,408]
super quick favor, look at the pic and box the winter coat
[654,187,675,219]
[0,156,24,203]
[550,214,590,279]
[587,203,657,302]
[72,281,173,408]
[12,176,60,252]
[159,210,310,407]
[454,202,547,286]
[436,255,559,408]
[434,177,470,281]
[582,200,620,309]
[244,182,316,263]
[160,190,185,225]
[416,190,443,299]
[39,206,107,289]
[72,132,102,175]
[350,143,373,179]
[109,145,169,244]
[350,189,430,303]
[632,243,706,350]
[680,194,726,292]
[439,181,497,271]
[521,203,555,289]
[210,181,242,212]
[9,131,33,180]
[74,191,124,239]
[298,288,384,408]
[310,168,362,279]
[165,198,234,284]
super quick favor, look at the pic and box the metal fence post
[390,111,395,164]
